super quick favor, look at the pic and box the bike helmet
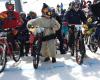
[5,2,14,11]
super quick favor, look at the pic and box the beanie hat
[42,3,49,9]
[41,3,49,14]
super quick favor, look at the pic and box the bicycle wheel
[32,38,42,69]
[12,41,21,62]
[88,35,98,53]
[33,53,39,69]
[0,44,6,73]
[96,36,100,48]
[84,35,89,45]
[76,38,86,65]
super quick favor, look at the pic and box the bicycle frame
[29,32,42,51]
[0,31,15,57]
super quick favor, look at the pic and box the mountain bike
[29,28,43,69]
[0,29,21,73]
[0,32,7,73]
[68,24,86,65]
[74,25,86,65]
[88,27,100,53]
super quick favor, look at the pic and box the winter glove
[83,24,88,31]
[87,17,92,23]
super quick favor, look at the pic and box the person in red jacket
[0,1,23,51]
[0,1,22,29]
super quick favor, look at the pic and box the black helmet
[5,2,14,10]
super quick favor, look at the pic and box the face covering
[7,5,14,11]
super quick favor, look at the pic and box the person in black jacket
[64,2,87,24]
[52,8,66,54]
[18,12,30,57]
[64,2,87,56]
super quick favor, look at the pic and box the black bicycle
[87,20,100,53]
[88,27,100,53]
[31,33,42,69]
[29,27,44,69]
[0,43,6,73]
[75,25,86,65]
[68,24,86,65]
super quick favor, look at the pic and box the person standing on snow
[27,3,60,63]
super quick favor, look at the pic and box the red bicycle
[0,30,21,73]
[29,27,43,69]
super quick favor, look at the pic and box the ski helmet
[5,2,14,11]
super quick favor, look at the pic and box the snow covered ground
[0,47,100,80]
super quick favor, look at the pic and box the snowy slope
[0,48,100,80]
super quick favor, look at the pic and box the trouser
[7,32,18,50]
[68,26,75,55]
[56,29,65,54]
[20,41,30,56]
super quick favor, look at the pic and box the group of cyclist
[0,0,100,64]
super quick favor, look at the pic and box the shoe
[25,53,28,56]
[60,50,66,54]
[25,54,28,56]
[88,45,90,49]
[52,57,56,63]
[71,53,74,56]
[44,57,50,62]
[71,51,74,56]
[71,48,74,56]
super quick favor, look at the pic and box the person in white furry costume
[27,3,60,63]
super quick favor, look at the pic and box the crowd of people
[0,0,100,64]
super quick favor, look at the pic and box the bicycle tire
[32,38,42,69]
[88,35,98,53]
[12,41,21,62]
[84,35,89,45]
[33,54,39,69]
[98,35,100,48]
[0,44,7,73]
[76,38,86,65]
[68,31,75,56]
